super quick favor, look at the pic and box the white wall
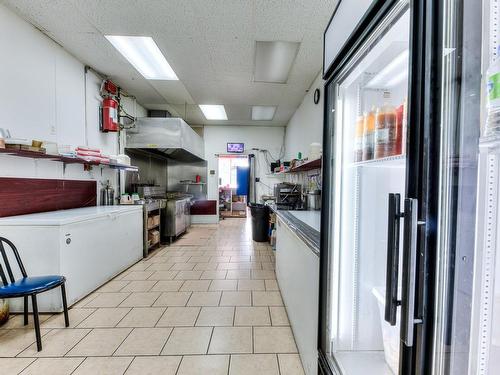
[284,73,324,160]
[203,126,285,203]
[0,4,145,201]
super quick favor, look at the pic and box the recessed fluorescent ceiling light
[199,105,228,120]
[252,106,277,121]
[366,49,409,88]
[105,35,178,80]
[254,41,300,83]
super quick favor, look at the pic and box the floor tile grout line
[206,326,215,355]
[67,356,86,375]
[193,305,203,327]
[15,357,37,374]
[73,308,99,329]
[12,328,53,358]
[110,326,134,357]
[276,353,282,375]
[121,355,136,374]
[252,326,255,354]
[158,325,175,355]
[173,355,183,375]
[63,326,94,357]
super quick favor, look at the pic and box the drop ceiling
[2,0,338,127]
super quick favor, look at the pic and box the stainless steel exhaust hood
[125,118,205,162]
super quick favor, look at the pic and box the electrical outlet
[255,177,260,182]
[49,124,57,135]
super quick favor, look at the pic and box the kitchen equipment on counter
[0,128,11,139]
[58,144,72,154]
[306,190,322,211]
[131,193,140,202]
[100,181,115,206]
[41,141,58,155]
[5,138,32,146]
[116,154,131,165]
[0,129,10,148]
[274,183,303,210]
[309,142,322,160]
[120,194,133,205]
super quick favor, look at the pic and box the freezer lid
[0,205,143,226]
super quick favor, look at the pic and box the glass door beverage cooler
[319,0,482,374]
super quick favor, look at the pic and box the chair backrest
[0,237,27,286]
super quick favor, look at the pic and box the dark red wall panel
[190,200,217,215]
[0,177,96,217]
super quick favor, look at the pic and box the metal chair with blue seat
[0,236,69,351]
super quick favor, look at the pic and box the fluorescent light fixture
[252,106,277,121]
[366,50,409,88]
[199,105,228,120]
[254,41,300,83]
[105,35,178,80]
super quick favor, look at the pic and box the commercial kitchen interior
[0,0,498,375]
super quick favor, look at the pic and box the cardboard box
[147,217,154,228]
[152,215,160,226]
[148,230,160,245]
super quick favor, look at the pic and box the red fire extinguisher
[101,97,119,132]
[100,79,119,132]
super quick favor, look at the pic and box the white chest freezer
[0,206,143,312]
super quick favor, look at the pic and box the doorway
[218,155,249,218]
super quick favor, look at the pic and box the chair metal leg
[61,283,69,327]
[23,296,28,326]
[31,295,42,352]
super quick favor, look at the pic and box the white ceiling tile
[3,0,339,126]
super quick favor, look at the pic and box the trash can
[249,203,270,242]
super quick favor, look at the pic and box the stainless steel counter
[270,206,321,256]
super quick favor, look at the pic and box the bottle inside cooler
[362,108,375,161]
[354,115,365,162]
[374,104,397,159]
[486,45,500,136]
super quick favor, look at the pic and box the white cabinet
[276,216,320,375]
[0,206,143,312]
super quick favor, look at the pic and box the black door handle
[401,198,423,346]
[385,193,402,326]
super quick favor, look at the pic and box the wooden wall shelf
[0,148,138,172]
[267,157,322,176]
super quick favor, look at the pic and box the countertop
[270,206,321,256]
[288,210,321,232]
[0,205,143,226]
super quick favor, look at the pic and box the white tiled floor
[0,218,305,374]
